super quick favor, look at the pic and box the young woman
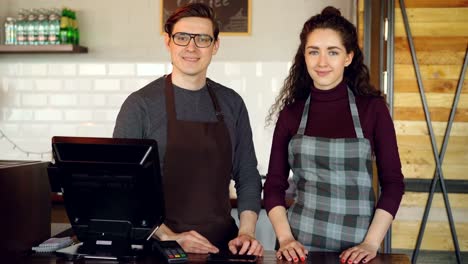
[264,6,404,264]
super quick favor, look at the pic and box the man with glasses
[113,3,263,256]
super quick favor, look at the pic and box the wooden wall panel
[395,22,467,37]
[394,64,467,80]
[395,194,468,250]
[357,0,364,48]
[397,135,468,152]
[394,79,468,93]
[399,150,467,168]
[395,37,468,52]
[359,0,468,251]
[401,164,467,180]
[393,8,468,37]
[395,51,466,65]
[401,193,468,208]
[392,221,468,250]
[393,93,468,108]
[395,8,468,23]
[394,107,468,122]
[395,0,468,8]
[394,121,468,136]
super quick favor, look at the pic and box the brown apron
[162,74,237,249]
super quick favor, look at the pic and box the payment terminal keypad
[153,240,187,263]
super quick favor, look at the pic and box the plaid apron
[287,87,375,252]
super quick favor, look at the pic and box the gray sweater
[113,76,261,214]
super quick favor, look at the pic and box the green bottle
[59,8,68,44]
[66,9,74,44]
[73,10,79,45]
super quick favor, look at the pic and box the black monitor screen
[49,136,165,256]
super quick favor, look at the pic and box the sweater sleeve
[113,93,148,139]
[372,99,405,218]
[232,97,262,215]
[263,108,294,213]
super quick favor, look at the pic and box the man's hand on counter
[229,210,264,256]
[155,224,219,254]
[228,233,264,256]
[171,230,220,254]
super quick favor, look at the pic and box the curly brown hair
[266,6,381,125]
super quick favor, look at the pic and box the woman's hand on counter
[228,233,264,256]
[277,238,308,262]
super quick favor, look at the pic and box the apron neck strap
[297,95,310,135]
[206,80,224,122]
[347,87,364,138]
[165,74,177,121]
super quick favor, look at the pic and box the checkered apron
[287,88,375,252]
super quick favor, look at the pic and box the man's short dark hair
[164,3,220,40]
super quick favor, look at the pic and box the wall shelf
[0,44,88,54]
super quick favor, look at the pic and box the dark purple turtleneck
[263,81,404,218]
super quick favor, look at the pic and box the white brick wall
[47,64,77,76]
[35,109,63,121]
[49,94,78,106]
[19,64,48,76]
[22,94,48,106]
[136,63,166,77]
[108,64,135,76]
[13,79,35,91]
[94,79,121,91]
[63,79,93,91]
[0,61,289,174]
[36,79,62,91]
[78,64,106,76]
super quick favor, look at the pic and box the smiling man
[113,3,263,256]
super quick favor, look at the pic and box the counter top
[3,250,410,264]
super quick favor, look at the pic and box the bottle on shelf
[66,9,74,44]
[26,10,38,45]
[3,7,82,47]
[4,17,16,45]
[37,13,48,45]
[59,8,69,44]
[48,11,60,45]
[16,13,27,45]
[72,9,79,45]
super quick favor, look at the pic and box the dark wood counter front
[0,161,51,254]
[5,251,410,264]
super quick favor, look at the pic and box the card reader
[152,240,188,263]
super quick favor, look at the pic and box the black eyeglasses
[171,32,214,48]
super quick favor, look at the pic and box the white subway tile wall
[20,64,48,76]
[136,63,166,77]
[78,64,107,76]
[0,62,289,174]
[23,93,47,106]
[94,79,121,91]
[47,64,77,76]
[36,79,62,91]
[108,64,136,76]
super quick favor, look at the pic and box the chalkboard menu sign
[161,0,251,35]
